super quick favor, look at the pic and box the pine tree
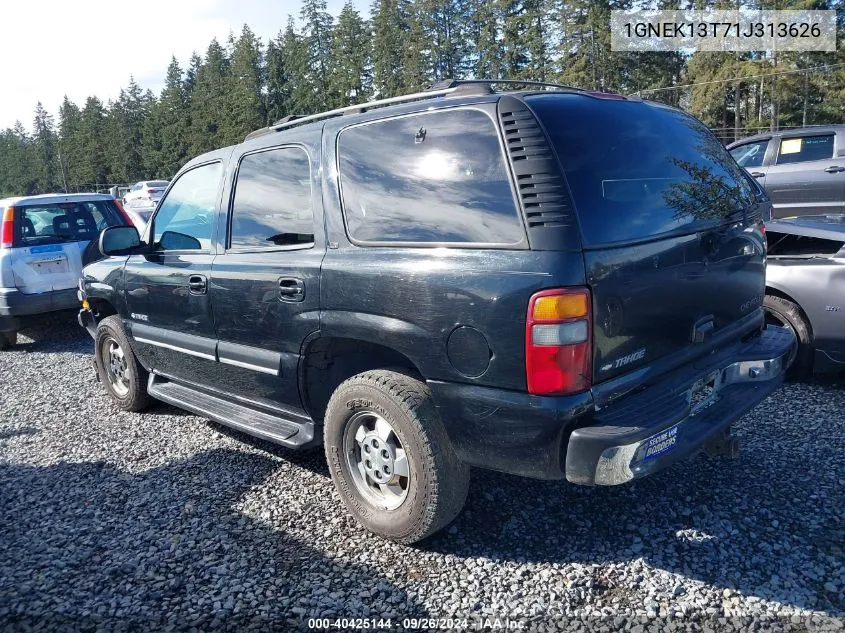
[225,25,266,143]
[32,103,59,193]
[152,57,190,176]
[266,33,292,123]
[328,1,372,107]
[371,0,405,97]
[58,97,82,191]
[402,5,431,92]
[78,97,108,188]
[189,39,230,155]
[282,17,315,114]
[467,0,501,79]
[106,78,148,183]
[301,0,335,110]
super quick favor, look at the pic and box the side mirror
[99,225,143,257]
[159,231,202,251]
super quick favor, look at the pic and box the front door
[209,143,324,411]
[124,160,225,384]
[764,133,845,218]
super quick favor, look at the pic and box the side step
[148,375,316,448]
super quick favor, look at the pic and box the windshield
[16,201,125,247]
[527,94,757,246]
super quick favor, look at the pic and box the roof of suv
[0,192,116,208]
[727,124,845,147]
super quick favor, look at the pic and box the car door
[123,159,226,384]
[208,140,324,411]
[763,132,844,218]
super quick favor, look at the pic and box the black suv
[78,80,795,543]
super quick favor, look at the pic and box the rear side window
[775,135,834,165]
[230,147,314,249]
[16,201,124,247]
[527,94,757,246]
[730,140,768,168]
[338,109,524,245]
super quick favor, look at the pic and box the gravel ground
[0,312,843,632]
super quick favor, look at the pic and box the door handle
[188,274,207,295]
[278,278,305,302]
[749,171,765,178]
[823,166,845,173]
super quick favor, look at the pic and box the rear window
[15,201,124,247]
[775,135,834,165]
[338,108,524,245]
[146,181,169,188]
[527,95,757,245]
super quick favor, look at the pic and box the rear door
[527,94,767,384]
[763,132,844,218]
[123,160,226,382]
[208,140,323,410]
[11,199,124,295]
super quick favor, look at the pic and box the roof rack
[243,78,584,141]
[428,79,585,93]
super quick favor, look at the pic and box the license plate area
[688,369,722,416]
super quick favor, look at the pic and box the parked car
[727,125,845,219]
[121,205,153,233]
[0,193,129,349]
[123,180,169,209]
[764,214,845,377]
[78,80,795,543]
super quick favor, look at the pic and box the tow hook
[704,427,739,458]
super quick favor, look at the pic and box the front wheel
[324,370,469,544]
[94,315,150,411]
[763,294,813,379]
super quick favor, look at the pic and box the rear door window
[730,140,769,168]
[337,108,524,245]
[16,201,124,247]
[527,94,757,246]
[775,135,835,165]
[229,147,314,249]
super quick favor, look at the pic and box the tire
[324,369,470,544]
[0,330,17,350]
[763,294,813,379]
[94,315,150,411]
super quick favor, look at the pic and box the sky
[0,0,366,132]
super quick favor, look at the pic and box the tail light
[1,207,14,248]
[526,288,592,395]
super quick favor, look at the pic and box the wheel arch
[300,335,424,424]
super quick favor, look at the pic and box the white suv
[0,193,128,349]
[122,180,169,209]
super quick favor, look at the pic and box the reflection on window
[776,135,834,165]
[153,162,222,250]
[730,140,768,168]
[338,109,523,244]
[230,148,314,249]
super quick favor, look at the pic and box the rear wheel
[0,330,17,350]
[324,369,470,544]
[94,315,150,411]
[763,294,813,379]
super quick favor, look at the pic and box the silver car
[728,126,845,219]
[0,193,128,349]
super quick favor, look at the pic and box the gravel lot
[1,312,843,632]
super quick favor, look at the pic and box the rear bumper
[430,325,795,482]
[0,287,79,317]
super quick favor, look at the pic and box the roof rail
[429,79,586,93]
[243,79,584,141]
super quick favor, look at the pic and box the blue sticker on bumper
[29,244,63,254]
[641,423,680,461]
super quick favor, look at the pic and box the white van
[0,193,128,349]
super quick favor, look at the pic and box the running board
[148,375,316,448]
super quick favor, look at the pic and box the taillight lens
[1,207,14,248]
[526,288,592,395]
